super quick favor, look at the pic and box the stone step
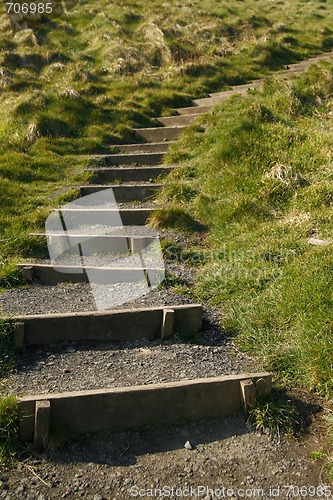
[173,104,213,115]
[193,81,263,106]
[157,113,202,127]
[277,50,333,76]
[113,142,174,154]
[30,233,160,256]
[12,304,203,345]
[209,80,263,98]
[18,372,272,449]
[87,166,175,183]
[80,183,162,202]
[133,126,185,143]
[19,263,164,285]
[88,152,165,166]
[53,207,155,226]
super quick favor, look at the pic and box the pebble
[184,441,193,450]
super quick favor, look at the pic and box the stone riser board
[19,264,164,285]
[12,304,203,345]
[18,373,272,447]
[87,166,175,183]
[79,183,162,201]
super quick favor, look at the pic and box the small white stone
[184,441,192,450]
[308,237,331,246]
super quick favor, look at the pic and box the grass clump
[248,394,300,443]
[149,207,204,233]
[0,320,18,379]
[0,396,21,466]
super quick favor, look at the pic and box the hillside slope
[1,0,333,284]
[156,61,333,407]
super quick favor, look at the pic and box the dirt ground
[1,407,332,499]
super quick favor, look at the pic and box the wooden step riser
[157,114,201,127]
[194,82,263,106]
[20,264,164,285]
[175,105,212,115]
[18,373,271,447]
[115,142,172,154]
[39,235,159,257]
[12,304,203,345]
[54,209,154,226]
[88,166,174,183]
[80,184,162,202]
[90,153,164,166]
[134,127,184,143]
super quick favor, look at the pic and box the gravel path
[1,414,329,499]
[0,261,194,316]
[3,333,256,397]
[2,55,333,496]
[30,252,164,268]
[2,266,258,398]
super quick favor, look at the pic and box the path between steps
[1,50,333,497]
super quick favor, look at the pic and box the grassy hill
[153,62,333,472]
[157,60,333,396]
[1,0,333,471]
[1,0,333,285]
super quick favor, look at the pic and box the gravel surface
[1,413,329,499]
[2,273,257,396]
[0,262,195,316]
[30,253,164,268]
[0,286,187,316]
[3,335,256,397]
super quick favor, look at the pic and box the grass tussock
[248,395,300,443]
[0,396,22,466]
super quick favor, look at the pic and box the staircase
[16,64,329,449]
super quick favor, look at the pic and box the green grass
[158,63,333,470]
[248,394,300,443]
[0,396,23,466]
[1,0,333,466]
[160,61,333,402]
[0,320,18,380]
[1,0,333,287]
[325,412,333,480]
[0,153,90,288]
